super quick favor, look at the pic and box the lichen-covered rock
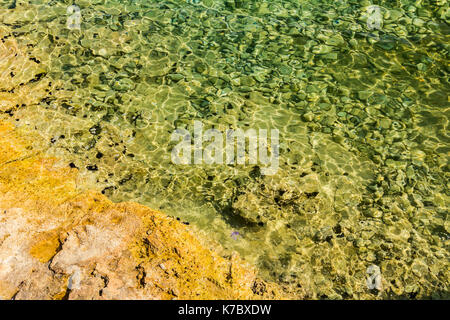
[0,120,295,300]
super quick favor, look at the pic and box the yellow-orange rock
[0,24,295,300]
[0,120,293,300]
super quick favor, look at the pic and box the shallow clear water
[1,0,449,299]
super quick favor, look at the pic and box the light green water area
[1,0,449,299]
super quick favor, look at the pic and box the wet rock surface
[0,0,449,299]
[0,120,293,300]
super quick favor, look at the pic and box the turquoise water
[1,0,449,299]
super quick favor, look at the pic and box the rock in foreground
[0,120,292,300]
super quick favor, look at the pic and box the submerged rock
[1,0,448,300]
[0,120,294,300]
[0,27,51,113]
